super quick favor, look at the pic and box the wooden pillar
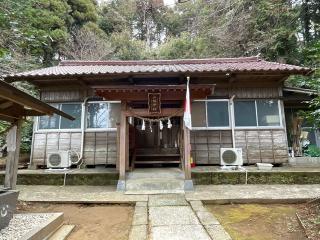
[125,120,130,171]
[183,124,191,180]
[4,120,22,190]
[116,123,120,171]
[119,102,127,181]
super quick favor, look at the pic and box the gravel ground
[0,213,52,240]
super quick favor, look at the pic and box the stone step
[126,168,185,180]
[48,225,75,240]
[125,178,185,195]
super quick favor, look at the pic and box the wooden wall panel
[83,131,117,165]
[213,87,281,99]
[191,128,288,165]
[32,133,47,165]
[40,90,85,102]
[31,131,117,167]
[235,129,288,164]
[191,130,232,164]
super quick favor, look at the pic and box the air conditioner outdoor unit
[220,148,243,166]
[47,151,72,169]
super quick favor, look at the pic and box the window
[191,100,230,128]
[87,102,121,129]
[257,100,280,126]
[60,104,82,129]
[191,101,206,127]
[207,101,229,127]
[38,103,82,130]
[234,100,281,127]
[38,104,60,129]
[234,101,257,127]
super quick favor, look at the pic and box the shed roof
[283,86,318,95]
[3,57,312,80]
[0,80,74,122]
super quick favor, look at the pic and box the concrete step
[126,168,185,180]
[125,178,185,195]
[48,225,75,240]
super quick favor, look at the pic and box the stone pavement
[17,185,148,203]
[16,184,320,203]
[129,194,231,240]
[186,184,320,203]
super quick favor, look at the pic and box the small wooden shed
[0,80,73,189]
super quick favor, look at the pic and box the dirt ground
[17,202,134,240]
[206,204,307,240]
[297,201,320,240]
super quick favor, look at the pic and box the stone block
[148,194,188,207]
[149,206,199,226]
[129,225,147,240]
[205,224,232,240]
[151,225,211,240]
[132,206,148,225]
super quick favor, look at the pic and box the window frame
[36,102,83,132]
[192,99,231,130]
[36,101,121,132]
[85,100,121,132]
[234,99,283,129]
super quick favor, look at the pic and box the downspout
[229,95,236,148]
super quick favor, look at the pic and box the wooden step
[48,225,75,240]
[136,154,180,157]
[134,160,180,164]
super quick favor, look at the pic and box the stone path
[129,194,231,240]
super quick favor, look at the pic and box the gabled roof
[3,57,312,80]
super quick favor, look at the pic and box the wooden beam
[95,84,215,101]
[23,109,46,116]
[0,101,13,109]
[4,120,22,189]
[0,114,16,122]
[124,108,184,117]
[0,106,45,118]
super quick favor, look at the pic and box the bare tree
[62,27,114,61]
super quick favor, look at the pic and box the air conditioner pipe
[229,95,236,148]
[61,97,90,186]
[69,96,91,168]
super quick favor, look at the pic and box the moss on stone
[0,172,119,186]
[17,174,64,185]
[193,171,320,185]
[211,172,246,184]
[65,173,119,186]
[191,172,212,185]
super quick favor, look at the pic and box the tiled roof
[3,57,312,79]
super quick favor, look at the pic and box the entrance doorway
[130,117,182,168]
